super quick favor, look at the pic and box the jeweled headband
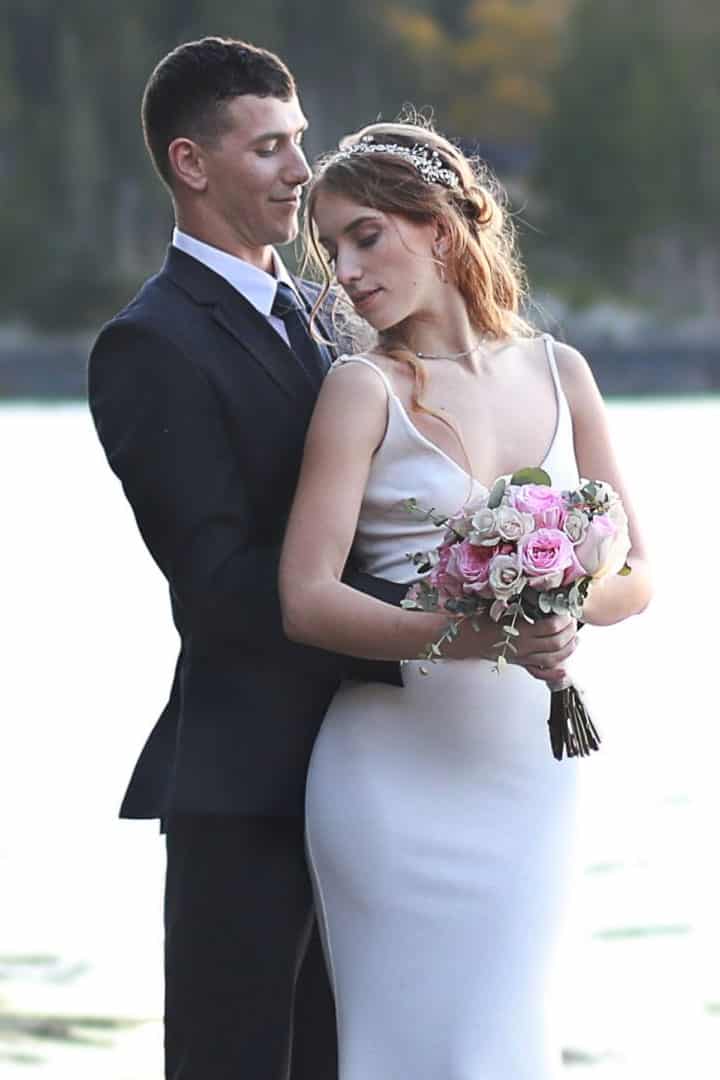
[328,135,460,190]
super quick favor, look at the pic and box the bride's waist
[339,656,547,700]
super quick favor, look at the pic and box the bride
[279,121,651,1079]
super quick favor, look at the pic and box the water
[1,399,718,1076]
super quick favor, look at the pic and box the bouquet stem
[547,679,601,761]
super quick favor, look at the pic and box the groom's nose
[284,143,311,187]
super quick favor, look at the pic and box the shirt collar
[172,227,296,317]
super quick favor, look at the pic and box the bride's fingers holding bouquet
[509,619,578,684]
[510,614,578,680]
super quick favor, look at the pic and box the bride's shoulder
[327,352,394,393]
[511,333,594,389]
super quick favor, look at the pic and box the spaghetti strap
[330,354,395,399]
[541,334,562,406]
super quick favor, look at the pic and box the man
[88,37,405,1080]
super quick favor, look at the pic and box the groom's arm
[89,316,403,684]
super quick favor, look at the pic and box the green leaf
[487,477,506,508]
[503,625,520,637]
[618,563,632,576]
[510,467,551,487]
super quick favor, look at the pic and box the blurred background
[1,1,718,1076]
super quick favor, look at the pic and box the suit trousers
[164,815,337,1080]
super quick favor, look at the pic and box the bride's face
[312,188,443,331]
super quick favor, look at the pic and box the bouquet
[401,467,632,761]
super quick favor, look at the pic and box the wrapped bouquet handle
[546,676,601,760]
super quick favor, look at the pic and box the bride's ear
[432,217,451,259]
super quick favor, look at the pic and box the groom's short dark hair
[142,37,296,187]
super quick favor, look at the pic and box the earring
[434,252,448,283]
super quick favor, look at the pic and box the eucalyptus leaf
[538,593,553,614]
[487,477,506,509]
[552,593,570,614]
[510,467,551,487]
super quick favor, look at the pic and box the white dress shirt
[172,227,297,346]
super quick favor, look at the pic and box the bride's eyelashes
[320,230,381,270]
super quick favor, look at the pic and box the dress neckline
[387,389,561,492]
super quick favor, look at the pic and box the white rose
[563,507,590,544]
[597,499,632,579]
[469,507,500,547]
[496,505,535,543]
[488,553,526,598]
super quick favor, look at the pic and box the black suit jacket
[89,246,404,818]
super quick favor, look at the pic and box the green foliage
[2,1,719,327]
[510,467,551,486]
[0,0,439,328]
[534,0,720,287]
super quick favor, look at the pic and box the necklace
[415,341,485,361]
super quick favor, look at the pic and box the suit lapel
[162,246,317,403]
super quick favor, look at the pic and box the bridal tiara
[328,135,460,190]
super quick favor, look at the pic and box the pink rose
[518,528,574,590]
[446,539,495,598]
[429,543,464,598]
[511,484,566,529]
[562,549,587,587]
[574,513,619,577]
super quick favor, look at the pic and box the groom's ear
[168,137,209,194]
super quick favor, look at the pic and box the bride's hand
[512,614,578,685]
[450,612,577,685]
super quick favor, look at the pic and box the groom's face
[201,94,311,249]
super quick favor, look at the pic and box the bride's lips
[350,288,383,313]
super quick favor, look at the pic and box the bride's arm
[555,342,653,626]
[280,362,459,660]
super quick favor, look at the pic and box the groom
[88,37,405,1080]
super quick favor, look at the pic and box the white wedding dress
[305,337,580,1079]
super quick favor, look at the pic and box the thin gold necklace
[415,341,484,361]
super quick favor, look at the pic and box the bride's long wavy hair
[303,116,534,421]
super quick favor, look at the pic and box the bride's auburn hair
[304,119,533,355]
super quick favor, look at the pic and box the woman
[279,121,651,1079]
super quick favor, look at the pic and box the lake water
[1,399,718,1077]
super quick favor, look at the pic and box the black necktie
[271,282,328,389]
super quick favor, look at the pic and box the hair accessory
[329,135,460,190]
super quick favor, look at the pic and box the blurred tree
[384,0,572,140]
[1,0,442,327]
[534,0,719,310]
[3,0,718,326]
